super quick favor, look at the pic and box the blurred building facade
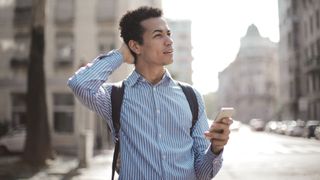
[167,20,193,84]
[0,0,162,153]
[278,0,320,121]
[218,25,279,124]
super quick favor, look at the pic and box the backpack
[110,81,199,180]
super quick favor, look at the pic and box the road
[215,126,320,180]
[1,125,319,179]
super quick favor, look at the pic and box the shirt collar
[126,68,174,87]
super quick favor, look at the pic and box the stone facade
[278,0,320,120]
[218,25,279,124]
[0,0,161,153]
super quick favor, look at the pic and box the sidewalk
[0,149,115,180]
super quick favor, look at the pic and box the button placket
[152,86,161,141]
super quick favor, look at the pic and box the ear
[128,40,141,55]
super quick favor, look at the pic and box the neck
[135,65,166,85]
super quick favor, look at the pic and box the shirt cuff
[98,49,124,63]
[205,145,223,164]
[106,49,123,58]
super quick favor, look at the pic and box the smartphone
[214,107,235,122]
[207,107,235,136]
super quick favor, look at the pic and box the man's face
[136,17,174,66]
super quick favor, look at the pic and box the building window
[304,48,309,62]
[14,0,32,26]
[317,39,320,58]
[55,0,74,24]
[53,93,74,133]
[312,73,317,92]
[11,93,27,128]
[14,33,30,58]
[11,33,30,68]
[308,74,314,93]
[96,0,115,22]
[315,41,319,57]
[310,15,314,35]
[308,102,317,119]
[55,32,74,67]
[97,33,115,53]
[290,81,295,98]
[287,31,292,49]
[266,81,274,94]
[304,21,308,38]
[302,0,307,8]
[316,10,320,29]
[316,100,320,119]
[315,72,320,91]
[248,84,255,95]
[293,22,299,49]
[311,42,316,58]
[308,44,313,59]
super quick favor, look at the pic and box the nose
[165,35,173,46]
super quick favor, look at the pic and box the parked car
[315,126,320,140]
[230,120,241,131]
[303,120,320,138]
[265,121,278,133]
[284,120,305,137]
[276,120,292,135]
[274,121,284,134]
[0,128,25,155]
[249,118,265,131]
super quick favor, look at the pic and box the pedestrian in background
[68,6,232,180]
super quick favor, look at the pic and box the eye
[154,34,162,38]
[167,32,171,37]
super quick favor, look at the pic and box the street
[215,126,320,180]
[1,125,319,179]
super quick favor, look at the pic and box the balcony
[307,91,320,101]
[304,56,320,73]
[10,57,29,68]
[14,7,32,27]
[55,58,73,67]
[54,0,75,25]
[55,14,74,25]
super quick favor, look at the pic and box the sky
[162,0,279,95]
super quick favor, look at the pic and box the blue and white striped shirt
[67,50,223,180]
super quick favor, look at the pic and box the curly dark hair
[119,6,163,59]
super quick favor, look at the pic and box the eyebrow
[152,29,171,34]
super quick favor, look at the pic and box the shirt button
[153,87,156,91]
[158,134,162,138]
[156,109,160,113]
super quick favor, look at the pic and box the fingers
[209,117,233,132]
[204,128,230,141]
[205,117,232,150]
[118,43,134,64]
[220,117,233,125]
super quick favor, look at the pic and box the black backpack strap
[111,81,125,180]
[177,81,199,135]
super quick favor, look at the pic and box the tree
[23,0,54,166]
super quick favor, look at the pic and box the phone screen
[214,107,234,122]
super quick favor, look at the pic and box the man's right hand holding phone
[204,107,234,155]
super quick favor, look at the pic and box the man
[68,6,232,180]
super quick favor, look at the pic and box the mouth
[163,49,173,54]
